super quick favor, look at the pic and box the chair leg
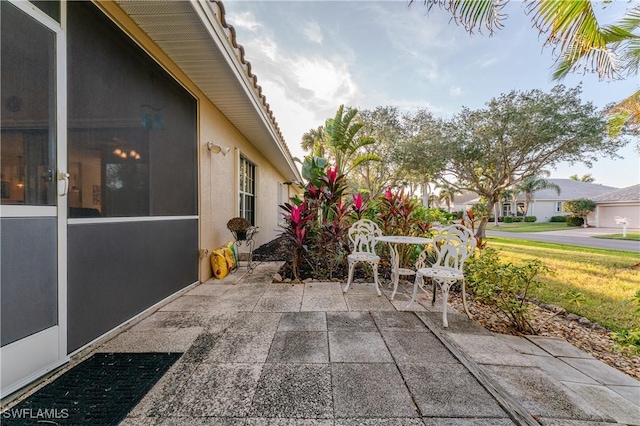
[372,262,381,296]
[431,278,437,306]
[405,274,421,310]
[461,279,473,320]
[438,279,451,328]
[343,261,355,293]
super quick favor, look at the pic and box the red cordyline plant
[351,192,367,221]
[377,188,428,267]
[378,188,422,237]
[279,200,315,280]
[307,165,352,279]
[461,207,487,250]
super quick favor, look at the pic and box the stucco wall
[524,201,561,222]
[199,106,291,281]
[103,2,295,283]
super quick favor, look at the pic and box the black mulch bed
[2,353,181,426]
[253,236,392,281]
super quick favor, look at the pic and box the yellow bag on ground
[223,242,237,271]
[211,249,229,279]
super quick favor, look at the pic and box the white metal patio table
[375,235,433,300]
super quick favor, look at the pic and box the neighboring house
[1,0,301,397]
[519,179,618,222]
[592,185,640,229]
[456,180,621,222]
[451,191,480,212]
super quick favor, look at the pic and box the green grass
[484,237,640,331]
[486,222,570,232]
[593,232,640,241]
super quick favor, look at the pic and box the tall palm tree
[516,172,561,216]
[436,183,459,212]
[301,126,327,158]
[569,173,596,183]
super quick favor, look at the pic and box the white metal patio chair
[342,219,382,296]
[405,224,476,327]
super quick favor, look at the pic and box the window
[277,182,288,224]
[516,202,525,216]
[239,156,255,225]
[555,201,563,213]
[502,203,512,217]
[66,2,197,218]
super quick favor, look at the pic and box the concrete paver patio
[48,262,640,425]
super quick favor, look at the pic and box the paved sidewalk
[69,263,640,424]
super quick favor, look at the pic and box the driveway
[487,227,640,253]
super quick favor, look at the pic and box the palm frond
[411,0,506,34]
[606,89,640,137]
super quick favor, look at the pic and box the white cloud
[449,86,463,96]
[417,62,440,82]
[478,57,498,68]
[302,20,323,44]
[226,10,262,32]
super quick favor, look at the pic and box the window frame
[555,201,563,213]
[238,154,256,225]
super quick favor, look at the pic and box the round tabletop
[375,235,432,245]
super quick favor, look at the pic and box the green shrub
[611,328,640,355]
[566,215,584,227]
[612,290,640,355]
[524,216,537,223]
[512,217,524,223]
[550,215,567,222]
[466,248,549,334]
[503,216,514,223]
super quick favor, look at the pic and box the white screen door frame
[0,0,68,397]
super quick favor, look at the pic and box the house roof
[454,191,480,204]
[113,0,302,182]
[525,179,618,201]
[591,184,640,203]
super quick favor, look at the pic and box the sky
[223,0,640,189]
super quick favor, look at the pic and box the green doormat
[2,352,181,426]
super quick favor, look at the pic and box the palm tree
[324,105,381,176]
[606,89,640,147]
[436,183,459,212]
[413,1,639,78]
[412,0,640,137]
[569,173,595,183]
[516,172,561,216]
[301,126,327,158]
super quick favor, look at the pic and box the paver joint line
[413,312,541,426]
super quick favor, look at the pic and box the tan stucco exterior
[100,2,297,282]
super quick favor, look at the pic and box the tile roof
[592,184,640,202]
[526,179,618,201]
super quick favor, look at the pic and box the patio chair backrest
[432,224,476,272]
[348,219,382,255]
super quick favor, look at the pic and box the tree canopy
[410,85,624,237]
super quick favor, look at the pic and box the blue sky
[224,0,640,188]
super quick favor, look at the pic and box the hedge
[524,216,537,223]
[566,215,584,227]
[550,215,567,222]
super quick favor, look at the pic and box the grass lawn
[486,222,570,232]
[593,232,640,241]
[485,237,640,331]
